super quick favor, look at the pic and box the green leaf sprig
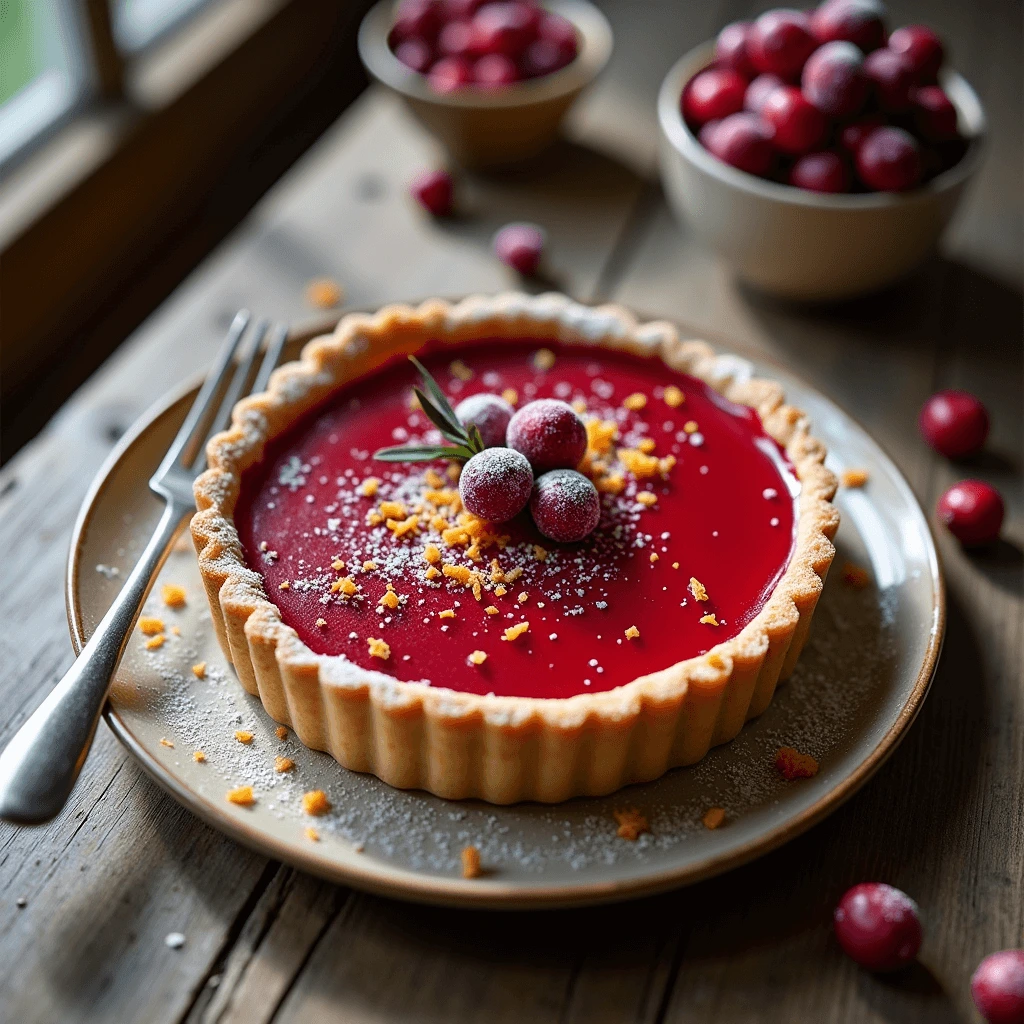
[374,356,486,464]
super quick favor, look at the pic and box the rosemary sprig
[373,356,486,464]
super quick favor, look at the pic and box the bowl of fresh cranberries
[657,2,986,300]
[358,0,613,168]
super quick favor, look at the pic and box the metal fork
[0,312,288,825]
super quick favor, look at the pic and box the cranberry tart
[192,293,838,803]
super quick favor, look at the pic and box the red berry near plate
[747,9,817,79]
[395,38,434,73]
[429,55,474,92]
[913,85,959,141]
[473,1,540,58]
[455,392,515,448]
[838,113,885,155]
[744,72,785,114]
[715,21,757,78]
[507,398,588,473]
[888,24,944,84]
[834,883,923,972]
[762,85,827,154]
[437,19,480,60]
[474,52,519,86]
[493,222,545,275]
[802,40,869,119]
[856,126,922,191]
[459,447,534,522]
[530,469,601,543]
[864,47,916,112]
[919,389,989,458]
[810,0,887,51]
[705,112,775,175]
[936,480,1004,547]
[410,169,454,216]
[971,950,1024,1024]
[790,150,850,192]
[682,68,748,126]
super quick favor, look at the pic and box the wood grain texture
[0,0,1020,1021]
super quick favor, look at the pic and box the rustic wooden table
[1,2,1020,1021]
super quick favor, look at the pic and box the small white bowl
[358,0,613,169]
[658,43,986,301]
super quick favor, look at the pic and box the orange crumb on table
[305,277,343,309]
[235,731,253,744]
[331,576,358,596]
[304,827,320,842]
[145,634,165,650]
[842,468,870,488]
[775,746,819,780]
[841,562,871,588]
[461,845,482,878]
[636,491,657,507]
[276,726,289,740]
[468,650,487,666]
[367,637,391,660]
[302,790,331,816]
[533,348,555,371]
[663,385,685,407]
[702,807,726,830]
[138,617,164,636]
[689,577,708,601]
[226,786,255,806]
[503,622,529,641]
[274,756,296,773]
[161,584,186,607]
[159,737,174,748]
[614,808,649,841]
[193,751,206,763]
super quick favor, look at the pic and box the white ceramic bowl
[658,43,986,301]
[358,0,613,169]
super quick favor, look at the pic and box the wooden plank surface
[0,1,1020,1021]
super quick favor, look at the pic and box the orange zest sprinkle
[367,637,390,660]
[689,577,709,602]
[700,613,719,626]
[439,608,456,620]
[304,827,320,842]
[331,558,346,572]
[362,560,377,572]
[161,584,186,607]
[624,625,640,639]
[638,437,657,454]
[193,751,206,763]
[386,514,420,538]
[302,790,332,816]
[493,584,507,597]
[617,447,661,478]
[502,622,529,642]
[623,392,647,411]
[379,590,400,610]
[671,562,680,570]
[841,562,871,588]
[359,477,380,497]
[614,808,649,841]
[649,552,659,563]
[226,786,255,806]
[484,605,499,615]
[145,634,165,650]
[461,845,482,878]
[468,650,487,666]
[702,807,726,830]
[423,544,442,564]
[517,591,529,603]
[446,463,461,482]
[636,491,657,507]
[532,544,548,561]
[775,746,819,780]
[274,756,296,773]
[683,420,699,434]
[138,617,164,636]
[424,468,444,488]
[366,511,384,526]
[379,500,406,519]
[586,419,618,454]
[279,581,290,590]
[159,737,174,748]
[663,385,685,407]
[842,468,869,488]
[235,731,254,744]
[315,617,327,629]
[425,566,441,580]
[596,473,625,495]
[331,575,359,596]
[276,726,289,740]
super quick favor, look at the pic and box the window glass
[111,0,213,53]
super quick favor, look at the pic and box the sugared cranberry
[459,447,533,522]
[683,69,748,126]
[810,0,887,51]
[888,25,944,84]
[455,392,515,448]
[429,55,473,92]
[971,950,1024,1024]
[394,38,434,73]
[537,12,578,52]
[856,126,922,190]
[530,469,601,543]
[838,113,885,155]
[937,480,1004,546]
[473,2,539,58]
[802,41,868,119]
[520,38,575,78]
[704,112,775,175]
[919,389,989,458]
[762,86,827,154]
[393,0,443,42]
[437,20,480,59]
[913,85,958,141]
[410,168,454,216]
[716,21,757,78]
[507,398,587,473]
[474,52,519,86]
[834,883,923,972]
[790,150,850,192]
[493,222,545,275]
[747,9,817,79]
[744,73,784,113]
[864,47,916,112]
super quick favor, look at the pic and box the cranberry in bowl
[658,10,985,300]
[359,0,612,168]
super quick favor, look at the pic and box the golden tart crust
[191,292,838,804]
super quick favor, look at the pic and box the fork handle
[0,501,190,825]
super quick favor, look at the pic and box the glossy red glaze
[235,343,799,699]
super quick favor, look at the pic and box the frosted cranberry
[716,21,757,78]
[864,47,916,112]
[429,55,473,91]
[747,9,817,79]
[473,2,539,58]
[474,52,519,86]
[682,69,748,126]
[937,480,1004,546]
[507,398,587,473]
[410,168,454,216]
[530,469,601,543]
[913,85,958,141]
[537,12,578,52]
[888,25,944,84]
[971,950,1024,1024]
[810,0,887,51]
[455,392,516,448]
[520,38,575,78]
[459,448,533,522]
[437,20,480,59]
[393,0,443,41]
[394,38,434,73]
[763,86,827,154]
[856,127,922,190]
[802,41,868,119]
[705,112,775,175]
[493,222,545,275]
[834,883,923,972]
[919,389,989,458]
[744,73,785,113]
[790,150,850,192]
[839,113,885,155]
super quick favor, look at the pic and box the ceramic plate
[66,320,943,909]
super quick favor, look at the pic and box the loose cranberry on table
[913,85,958,141]
[971,950,1024,1024]
[704,112,775,175]
[888,24,944,84]
[762,86,826,154]
[410,168,454,216]
[790,150,850,192]
[833,883,923,972]
[493,223,545,275]
[530,469,601,543]
[856,126,923,191]
[458,447,533,522]
[506,398,587,473]
[747,8,817,79]
[454,392,515,448]
[715,20,757,78]
[936,480,1004,547]
[682,68,747,126]
[863,47,916,113]
[810,0,887,51]
[802,40,868,119]
[919,389,989,458]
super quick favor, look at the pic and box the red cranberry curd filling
[235,342,798,699]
